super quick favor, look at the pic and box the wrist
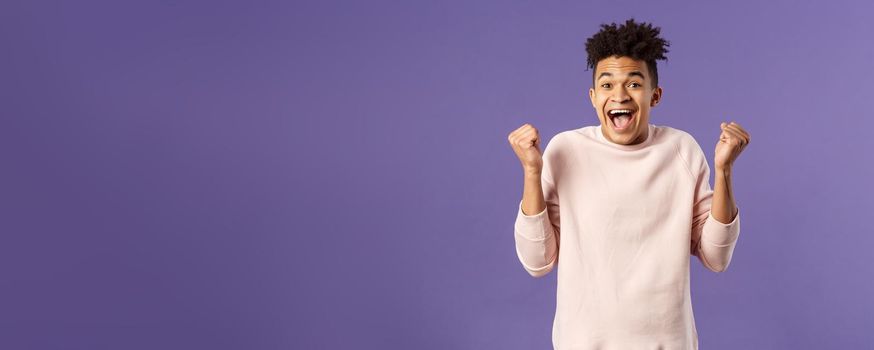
[523,167,542,177]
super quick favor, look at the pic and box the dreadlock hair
[585,18,670,89]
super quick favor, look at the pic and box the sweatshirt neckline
[595,123,655,151]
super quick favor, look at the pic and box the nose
[610,87,631,104]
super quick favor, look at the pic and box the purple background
[2,0,872,349]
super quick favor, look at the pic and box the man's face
[588,55,662,145]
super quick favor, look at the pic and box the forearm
[515,169,557,278]
[521,170,546,216]
[711,166,738,224]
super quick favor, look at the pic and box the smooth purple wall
[2,0,872,349]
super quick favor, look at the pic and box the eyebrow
[597,71,646,81]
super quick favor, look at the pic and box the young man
[507,19,750,349]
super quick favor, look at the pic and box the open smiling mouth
[607,109,636,130]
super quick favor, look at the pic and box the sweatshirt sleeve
[688,138,741,273]
[513,139,562,278]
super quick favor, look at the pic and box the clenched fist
[714,121,750,171]
[508,123,543,174]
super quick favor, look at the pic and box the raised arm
[690,122,749,273]
[508,124,560,277]
[712,122,749,224]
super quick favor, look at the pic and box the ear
[650,86,663,107]
[588,87,596,108]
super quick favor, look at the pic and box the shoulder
[656,125,705,157]
[542,128,581,154]
[654,125,699,147]
[545,126,598,149]
[542,126,604,158]
[657,126,709,179]
[539,127,595,172]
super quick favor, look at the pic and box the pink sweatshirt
[514,123,741,350]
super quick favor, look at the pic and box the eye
[600,83,611,89]
[629,82,641,88]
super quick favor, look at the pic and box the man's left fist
[714,121,750,171]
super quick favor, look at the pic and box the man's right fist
[507,123,543,174]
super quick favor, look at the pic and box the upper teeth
[609,109,633,115]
